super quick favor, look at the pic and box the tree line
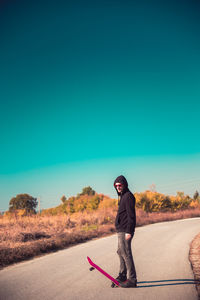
[6,187,200,216]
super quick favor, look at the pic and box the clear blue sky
[0,0,200,210]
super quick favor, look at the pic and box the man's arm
[125,194,136,238]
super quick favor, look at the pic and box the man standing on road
[114,175,137,288]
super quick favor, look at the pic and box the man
[113,175,137,288]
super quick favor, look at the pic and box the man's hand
[125,233,131,240]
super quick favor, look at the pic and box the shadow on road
[137,279,200,288]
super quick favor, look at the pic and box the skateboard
[87,256,120,288]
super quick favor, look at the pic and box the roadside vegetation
[1,187,200,269]
[189,232,200,298]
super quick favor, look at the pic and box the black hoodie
[114,175,136,234]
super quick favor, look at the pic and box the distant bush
[41,195,101,216]
[40,188,200,216]
[135,190,196,212]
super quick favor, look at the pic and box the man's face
[115,183,124,194]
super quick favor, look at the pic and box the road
[0,218,200,300]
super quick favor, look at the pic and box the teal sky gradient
[1,0,200,210]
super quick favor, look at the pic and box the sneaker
[120,279,137,288]
[115,272,127,283]
[111,272,127,288]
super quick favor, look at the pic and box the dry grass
[1,207,200,268]
[189,232,200,299]
[136,208,200,226]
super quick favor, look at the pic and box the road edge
[189,232,200,299]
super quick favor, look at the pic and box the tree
[78,186,95,197]
[193,190,199,201]
[65,196,75,214]
[149,183,156,192]
[161,196,172,211]
[61,195,67,203]
[139,194,152,212]
[86,195,100,211]
[9,194,38,214]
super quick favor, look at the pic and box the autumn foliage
[39,188,200,216]
[1,186,200,268]
[135,190,199,212]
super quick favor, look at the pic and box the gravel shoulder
[189,232,200,299]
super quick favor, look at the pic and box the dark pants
[117,232,137,281]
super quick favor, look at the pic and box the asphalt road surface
[0,218,200,300]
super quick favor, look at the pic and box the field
[1,207,200,269]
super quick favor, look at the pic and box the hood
[114,175,129,195]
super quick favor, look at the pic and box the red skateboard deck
[87,256,120,287]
